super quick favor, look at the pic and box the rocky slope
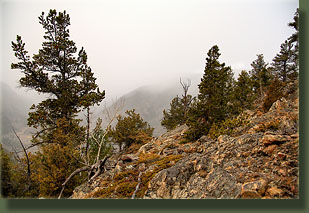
[71,83,298,199]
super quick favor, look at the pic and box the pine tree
[232,70,255,114]
[111,109,153,151]
[249,54,271,96]
[10,10,105,197]
[271,40,295,82]
[288,9,299,49]
[287,8,299,79]
[185,45,234,140]
[11,9,105,142]
[161,79,194,131]
[161,95,188,130]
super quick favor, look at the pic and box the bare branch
[180,77,191,97]
[180,77,192,119]
[95,98,124,163]
[89,156,109,183]
[58,156,110,199]
[12,127,31,179]
[58,165,91,199]
[84,106,92,165]
[12,147,22,163]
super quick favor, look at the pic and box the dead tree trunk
[12,127,32,191]
[58,156,109,199]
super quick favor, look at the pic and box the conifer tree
[232,70,255,113]
[249,54,271,96]
[10,9,105,197]
[111,109,153,151]
[271,40,295,82]
[161,95,188,130]
[287,8,299,79]
[161,79,194,131]
[185,45,234,140]
[288,9,299,52]
[11,9,105,142]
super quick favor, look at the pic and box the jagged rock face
[71,90,299,199]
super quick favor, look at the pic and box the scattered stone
[241,190,262,199]
[262,135,289,146]
[262,144,277,155]
[241,179,268,198]
[266,187,284,197]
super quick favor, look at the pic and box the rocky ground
[71,83,299,199]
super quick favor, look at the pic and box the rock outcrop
[71,85,299,199]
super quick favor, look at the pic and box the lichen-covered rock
[241,179,268,198]
[262,134,290,146]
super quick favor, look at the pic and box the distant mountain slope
[0,73,202,151]
[96,74,201,136]
[0,82,33,151]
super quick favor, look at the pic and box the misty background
[0,0,299,151]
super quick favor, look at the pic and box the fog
[1,0,298,102]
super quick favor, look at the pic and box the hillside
[95,74,201,136]
[71,81,299,199]
[0,82,34,152]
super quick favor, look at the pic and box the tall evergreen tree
[287,8,299,79]
[185,45,234,140]
[249,54,271,96]
[271,40,295,82]
[232,70,255,114]
[288,8,299,49]
[10,9,105,197]
[11,9,105,142]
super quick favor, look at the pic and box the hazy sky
[0,0,299,100]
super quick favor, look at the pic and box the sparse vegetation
[208,113,250,139]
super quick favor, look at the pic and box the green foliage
[288,8,299,72]
[232,70,255,114]
[0,145,13,197]
[161,94,194,130]
[272,8,299,82]
[208,114,249,139]
[249,54,272,96]
[11,9,105,142]
[185,45,234,140]
[271,40,296,82]
[111,109,154,151]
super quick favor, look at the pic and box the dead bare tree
[12,127,32,191]
[58,98,124,199]
[180,77,192,119]
[84,106,92,165]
